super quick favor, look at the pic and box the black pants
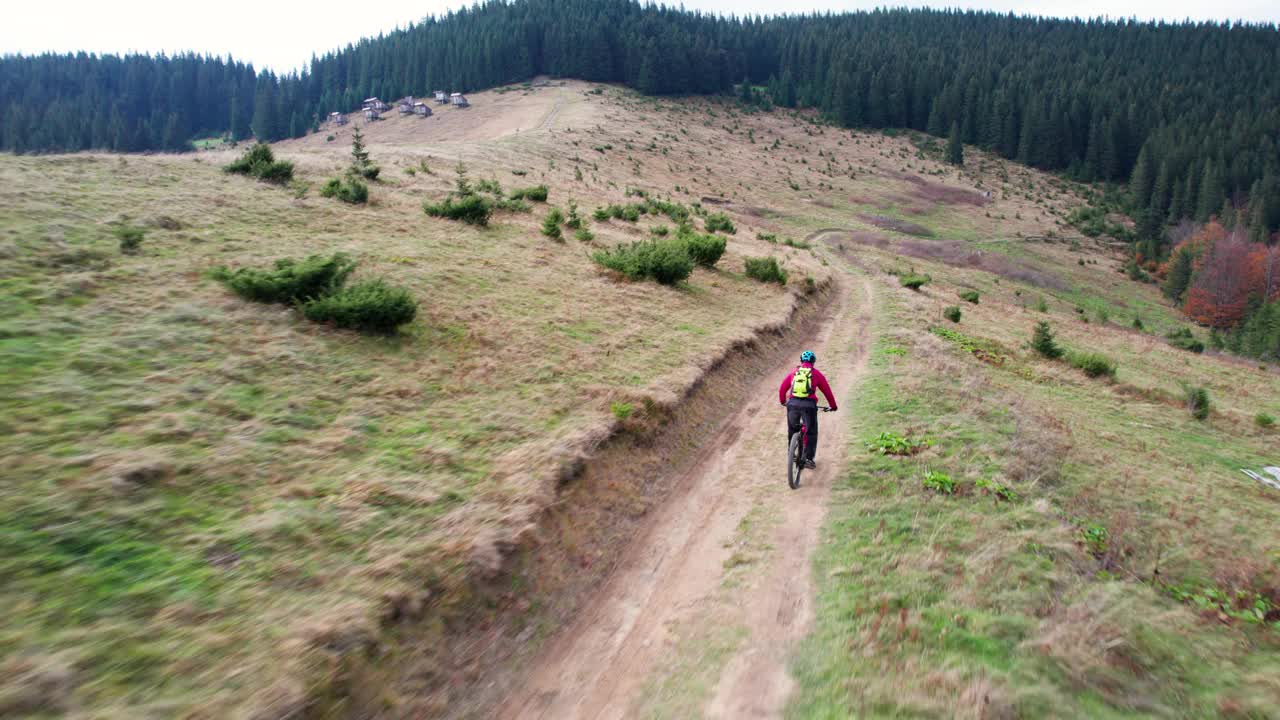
[786,399,819,461]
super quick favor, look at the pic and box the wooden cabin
[363,107,381,121]
[450,93,469,108]
[413,102,432,118]
[362,97,389,112]
[328,111,348,126]
[397,98,414,115]
[434,90,447,104]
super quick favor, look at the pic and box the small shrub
[325,134,335,142]
[1068,350,1117,378]
[1125,258,1150,282]
[681,231,726,268]
[319,176,368,204]
[1031,321,1063,359]
[223,142,272,173]
[866,431,929,456]
[958,289,980,304]
[922,470,955,494]
[758,232,778,243]
[574,227,594,242]
[113,225,145,254]
[592,206,611,221]
[976,478,1017,502]
[704,212,737,234]
[565,201,582,229]
[943,305,962,323]
[1255,413,1275,429]
[1185,386,1210,420]
[357,165,381,181]
[744,256,787,284]
[302,280,417,333]
[541,207,565,239]
[593,239,694,285]
[224,143,294,184]
[1132,316,1145,331]
[620,205,641,222]
[650,225,669,236]
[1166,328,1205,353]
[899,274,930,290]
[494,197,532,213]
[423,194,493,226]
[1034,296,1049,312]
[1081,523,1109,555]
[475,178,503,195]
[211,253,355,304]
[510,185,548,202]
[610,401,633,420]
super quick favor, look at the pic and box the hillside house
[328,111,348,126]
[362,97,389,112]
[434,90,447,104]
[397,98,414,115]
[363,107,381,121]
[413,102,432,117]
[450,93,469,108]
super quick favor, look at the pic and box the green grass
[790,289,1280,718]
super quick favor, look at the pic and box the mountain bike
[788,406,834,489]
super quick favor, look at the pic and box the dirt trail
[498,273,874,719]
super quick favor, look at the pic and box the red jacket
[779,362,837,409]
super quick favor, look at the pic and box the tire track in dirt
[497,272,875,719]
[532,86,566,132]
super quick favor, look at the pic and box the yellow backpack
[791,366,813,398]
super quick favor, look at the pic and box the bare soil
[497,275,874,719]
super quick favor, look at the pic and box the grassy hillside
[1,79,1276,716]
[791,233,1280,715]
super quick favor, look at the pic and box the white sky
[3,0,1276,74]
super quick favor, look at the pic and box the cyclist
[778,350,837,469]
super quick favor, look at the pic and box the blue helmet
[800,350,816,364]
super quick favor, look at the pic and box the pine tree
[1196,160,1222,221]
[945,121,964,166]
[228,92,243,141]
[1162,248,1194,302]
[779,70,797,108]
[250,77,277,142]
[1250,188,1272,245]
[350,127,370,170]
[1129,144,1155,208]
[1031,321,1063,359]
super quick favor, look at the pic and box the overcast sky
[3,1,1276,73]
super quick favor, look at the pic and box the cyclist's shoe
[804,459,816,469]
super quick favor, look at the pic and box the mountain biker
[779,350,837,469]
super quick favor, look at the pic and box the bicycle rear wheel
[788,431,803,489]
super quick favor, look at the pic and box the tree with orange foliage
[1251,244,1280,303]
[1182,227,1255,327]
